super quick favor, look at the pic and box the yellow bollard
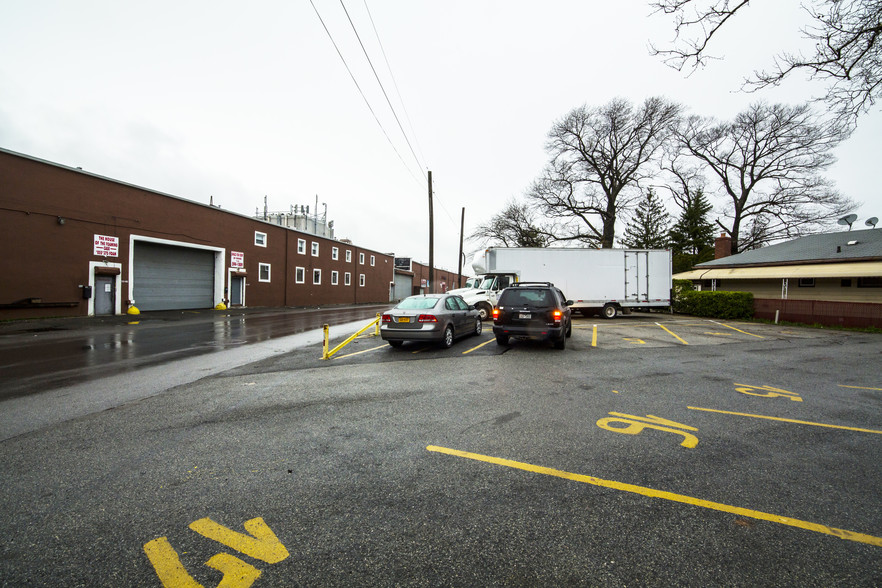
[374,313,381,336]
[322,324,330,360]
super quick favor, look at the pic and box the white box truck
[460,247,672,319]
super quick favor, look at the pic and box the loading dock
[131,238,224,311]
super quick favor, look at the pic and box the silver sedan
[380,294,482,348]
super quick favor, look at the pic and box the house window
[331,270,339,285]
[254,232,267,247]
[370,255,375,267]
[259,263,271,282]
[798,278,815,288]
[857,277,882,288]
[313,269,322,285]
[344,272,351,286]
[345,250,352,263]
[295,267,305,284]
[359,273,366,287]
[359,252,365,265]
[311,242,319,257]
[332,247,339,261]
[297,239,306,255]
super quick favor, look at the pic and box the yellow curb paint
[656,322,688,345]
[687,406,882,435]
[839,384,882,391]
[426,445,882,547]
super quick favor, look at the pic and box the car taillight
[492,308,500,320]
[417,314,437,322]
[382,314,392,322]
[552,309,562,322]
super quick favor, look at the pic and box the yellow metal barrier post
[322,324,330,360]
[322,315,382,360]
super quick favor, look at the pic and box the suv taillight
[492,308,500,320]
[552,309,562,322]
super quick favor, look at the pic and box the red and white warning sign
[93,234,119,257]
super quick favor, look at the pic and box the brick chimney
[714,232,732,259]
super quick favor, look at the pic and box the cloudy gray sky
[2,1,880,272]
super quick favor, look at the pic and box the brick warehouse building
[0,148,454,320]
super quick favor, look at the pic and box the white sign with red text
[93,234,119,257]
[231,251,244,268]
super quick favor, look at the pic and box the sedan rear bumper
[380,324,444,342]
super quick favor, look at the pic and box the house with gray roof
[674,229,882,328]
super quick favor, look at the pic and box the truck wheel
[602,304,618,319]
[476,302,492,321]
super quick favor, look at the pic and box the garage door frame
[128,235,225,310]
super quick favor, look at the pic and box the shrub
[675,289,753,319]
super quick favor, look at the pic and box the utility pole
[427,170,434,294]
[457,207,465,288]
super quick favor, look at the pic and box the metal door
[230,276,244,306]
[623,251,649,301]
[133,242,215,311]
[95,275,115,315]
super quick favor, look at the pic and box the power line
[338,0,426,181]
[308,0,421,185]
[361,0,428,170]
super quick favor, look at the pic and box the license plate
[518,313,531,319]
[398,317,410,323]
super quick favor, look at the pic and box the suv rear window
[499,289,554,307]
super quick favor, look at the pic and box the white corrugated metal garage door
[133,242,215,311]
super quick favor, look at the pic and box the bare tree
[469,199,552,247]
[673,101,857,253]
[528,97,682,248]
[650,0,882,126]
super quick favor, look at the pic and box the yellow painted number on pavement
[144,517,288,588]
[596,412,699,448]
[735,383,803,402]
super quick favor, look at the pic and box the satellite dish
[837,214,858,230]
[866,217,878,228]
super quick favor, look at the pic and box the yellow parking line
[656,322,688,345]
[839,385,882,391]
[687,406,882,435]
[710,320,764,338]
[332,344,388,360]
[462,337,495,355]
[426,445,882,547]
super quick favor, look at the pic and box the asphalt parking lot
[1,311,880,586]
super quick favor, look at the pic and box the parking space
[318,312,831,364]
[4,308,880,585]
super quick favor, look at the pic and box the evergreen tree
[622,188,671,249]
[668,188,715,273]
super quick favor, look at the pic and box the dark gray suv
[492,282,573,349]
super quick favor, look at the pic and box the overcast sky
[2,1,880,272]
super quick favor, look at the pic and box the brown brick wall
[0,149,394,318]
